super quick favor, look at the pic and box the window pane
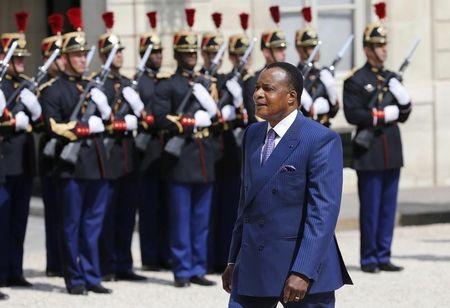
[317,10,354,71]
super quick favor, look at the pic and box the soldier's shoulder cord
[156,71,173,80]
[242,71,255,82]
[343,67,358,81]
[38,77,59,92]
[84,72,97,81]
[18,73,32,82]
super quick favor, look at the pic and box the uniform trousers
[168,182,213,279]
[0,175,32,281]
[357,169,400,266]
[138,173,167,267]
[60,178,108,289]
[100,175,140,275]
[42,175,63,273]
[210,176,240,270]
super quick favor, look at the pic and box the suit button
[244,217,250,223]
[258,245,264,252]
[259,219,264,228]
[272,188,277,194]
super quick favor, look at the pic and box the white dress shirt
[261,109,298,162]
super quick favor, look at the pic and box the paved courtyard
[1,217,449,307]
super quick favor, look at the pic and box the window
[279,0,367,74]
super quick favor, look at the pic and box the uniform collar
[145,67,159,78]
[177,67,196,79]
[365,61,385,74]
[62,72,83,82]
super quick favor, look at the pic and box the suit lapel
[246,112,304,206]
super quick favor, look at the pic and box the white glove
[14,111,29,131]
[319,69,338,105]
[312,97,330,116]
[194,110,212,128]
[19,88,42,121]
[192,83,218,117]
[0,89,6,115]
[384,105,399,123]
[300,89,313,112]
[88,115,105,134]
[221,105,237,121]
[124,114,138,131]
[122,86,144,116]
[388,78,411,105]
[226,79,243,108]
[90,88,111,120]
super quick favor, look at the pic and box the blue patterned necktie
[261,128,276,165]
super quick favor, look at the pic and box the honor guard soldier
[0,91,10,300]
[136,11,169,272]
[0,12,42,288]
[244,6,287,121]
[40,7,113,295]
[343,2,412,274]
[296,6,339,127]
[153,8,217,288]
[210,12,252,271]
[38,13,65,278]
[96,11,147,282]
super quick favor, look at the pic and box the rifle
[6,48,60,115]
[44,47,97,158]
[301,41,321,79]
[82,46,97,78]
[218,38,256,109]
[161,42,228,157]
[0,41,18,82]
[353,38,421,150]
[310,35,354,100]
[103,43,153,155]
[58,44,119,164]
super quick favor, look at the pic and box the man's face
[202,51,221,69]
[297,46,320,63]
[112,49,123,69]
[147,50,162,69]
[365,43,387,65]
[179,52,197,70]
[253,67,297,124]
[65,51,87,75]
[8,56,25,74]
[263,47,286,64]
[46,55,66,77]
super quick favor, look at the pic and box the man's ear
[288,90,298,106]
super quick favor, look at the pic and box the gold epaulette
[344,67,357,81]
[243,71,254,82]
[156,71,173,79]
[19,74,32,81]
[38,77,58,92]
[83,72,97,81]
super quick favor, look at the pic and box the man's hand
[221,264,235,294]
[283,274,310,304]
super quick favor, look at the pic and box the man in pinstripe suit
[222,62,352,308]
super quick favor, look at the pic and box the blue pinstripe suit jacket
[228,112,352,297]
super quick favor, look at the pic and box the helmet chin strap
[370,45,383,68]
[11,57,20,77]
[269,47,277,64]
